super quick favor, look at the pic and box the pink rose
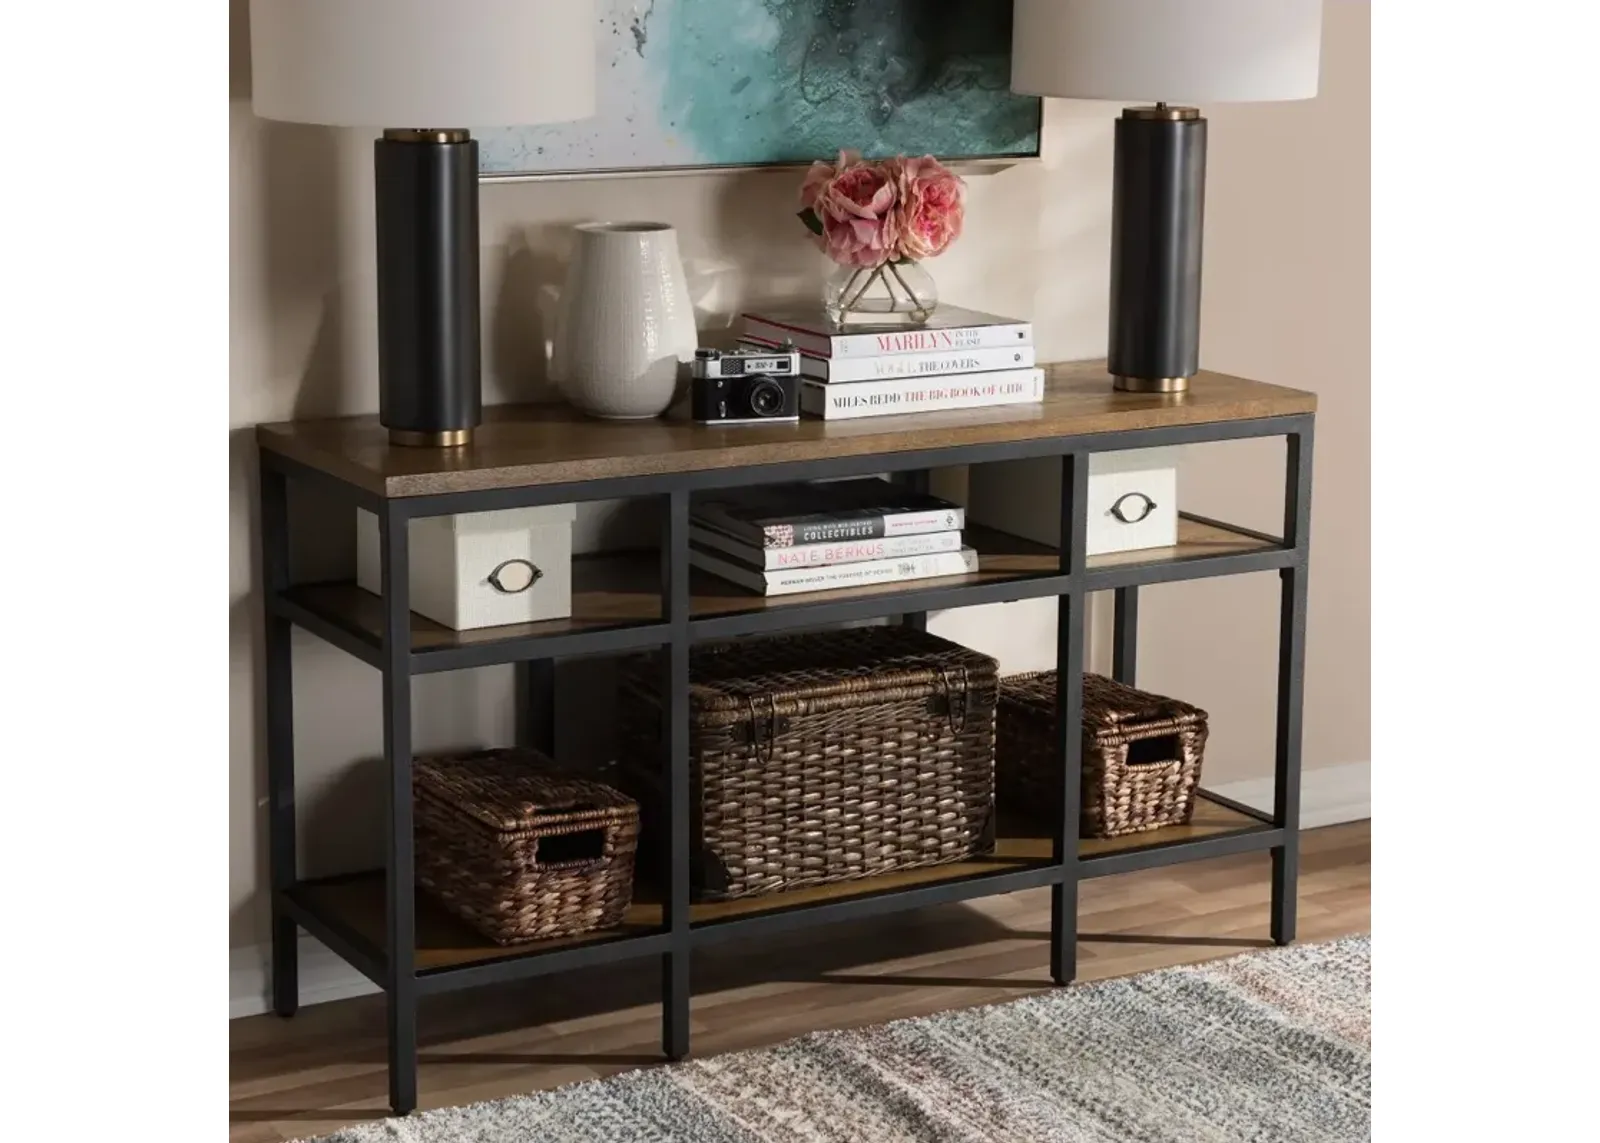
[796,151,901,268]
[799,149,861,212]
[816,162,900,268]
[887,155,966,261]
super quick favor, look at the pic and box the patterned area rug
[308,936,1371,1143]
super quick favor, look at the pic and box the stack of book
[690,479,975,597]
[739,304,1042,421]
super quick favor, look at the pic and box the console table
[255,359,1315,1115]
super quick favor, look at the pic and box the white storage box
[356,504,578,630]
[965,448,1178,556]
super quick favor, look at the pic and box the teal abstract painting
[477,1,1041,178]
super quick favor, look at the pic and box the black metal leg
[1272,427,1313,946]
[1112,587,1138,685]
[261,459,299,1018]
[894,470,932,633]
[1051,453,1089,985]
[519,659,557,757]
[661,953,690,1059]
[380,505,418,1115]
[662,490,692,1059]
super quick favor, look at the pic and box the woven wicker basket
[619,627,999,901]
[997,672,1209,839]
[414,749,640,945]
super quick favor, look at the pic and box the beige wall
[1134,1,1370,785]
[228,3,1368,951]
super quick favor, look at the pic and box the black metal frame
[257,412,1313,1115]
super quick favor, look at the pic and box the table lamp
[1011,0,1323,393]
[249,1,596,446]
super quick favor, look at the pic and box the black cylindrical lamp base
[374,130,482,447]
[1108,107,1207,394]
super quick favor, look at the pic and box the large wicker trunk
[619,627,999,901]
[997,673,1209,839]
[414,748,640,945]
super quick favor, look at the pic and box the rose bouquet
[797,150,966,322]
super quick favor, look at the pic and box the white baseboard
[231,935,379,1019]
[1206,760,1371,830]
[229,761,1370,1020]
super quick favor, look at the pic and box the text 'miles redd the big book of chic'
[740,304,1033,360]
[800,368,1046,421]
[691,479,964,549]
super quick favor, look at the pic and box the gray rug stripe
[302,936,1371,1143]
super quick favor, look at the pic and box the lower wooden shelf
[288,794,1271,981]
[1080,794,1268,858]
[290,874,667,974]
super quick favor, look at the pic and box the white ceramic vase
[549,222,698,419]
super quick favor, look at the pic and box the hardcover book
[690,545,980,597]
[739,338,1036,383]
[689,524,965,570]
[740,305,1033,360]
[691,479,965,549]
[800,368,1046,421]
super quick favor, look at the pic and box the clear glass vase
[822,260,939,325]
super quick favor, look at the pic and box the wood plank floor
[230,821,1370,1143]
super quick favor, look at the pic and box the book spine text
[800,369,1045,421]
[833,323,1033,358]
[691,547,980,596]
[740,319,1033,359]
[763,504,965,546]
[693,528,964,570]
[753,343,1036,383]
[760,549,977,595]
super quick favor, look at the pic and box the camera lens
[748,378,784,417]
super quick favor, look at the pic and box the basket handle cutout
[533,827,608,869]
[1125,734,1181,767]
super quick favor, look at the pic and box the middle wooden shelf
[275,514,1292,674]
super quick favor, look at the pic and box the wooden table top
[255,360,1315,498]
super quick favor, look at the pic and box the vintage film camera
[689,346,801,424]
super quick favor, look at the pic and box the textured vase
[550,222,698,419]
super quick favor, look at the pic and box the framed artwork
[477,0,1042,181]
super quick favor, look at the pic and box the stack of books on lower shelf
[739,304,1042,421]
[689,478,975,597]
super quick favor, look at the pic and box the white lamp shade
[249,0,596,127]
[1011,0,1323,105]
